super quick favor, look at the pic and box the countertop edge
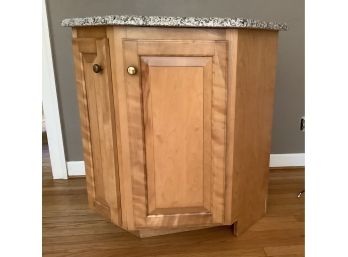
[61,15,288,31]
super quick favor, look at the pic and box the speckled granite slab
[61,14,287,31]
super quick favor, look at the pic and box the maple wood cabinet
[69,24,281,237]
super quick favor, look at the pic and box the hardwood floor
[43,145,304,257]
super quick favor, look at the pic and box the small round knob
[127,66,137,75]
[92,64,102,73]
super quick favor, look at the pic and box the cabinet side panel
[231,29,279,235]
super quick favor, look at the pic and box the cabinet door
[123,40,227,228]
[72,38,121,225]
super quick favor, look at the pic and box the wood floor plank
[264,244,304,256]
[267,255,304,257]
[42,145,305,257]
[249,216,304,232]
[151,248,267,257]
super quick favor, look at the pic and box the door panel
[141,57,212,216]
[72,38,121,224]
[123,40,227,228]
[150,66,203,212]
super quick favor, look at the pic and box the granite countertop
[61,14,287,31]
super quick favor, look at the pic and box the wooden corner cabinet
[67,20,281,237]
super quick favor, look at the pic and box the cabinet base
[128,219,261,238]
[129,225,222,238]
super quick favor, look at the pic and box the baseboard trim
[66,153,304,176]
[269,153,305,167]
[66,161,85,176]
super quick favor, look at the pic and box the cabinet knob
[92,64,102,73]
[127,66,137,75]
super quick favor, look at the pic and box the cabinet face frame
[122,39,228,228]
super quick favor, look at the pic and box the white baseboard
[269,153,305,167]
[66,161,85,176]
[66,153,304,176]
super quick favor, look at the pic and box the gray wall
[46,0,304,161]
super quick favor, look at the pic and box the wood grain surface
[228,29,279,235]
[72,35,122,226]
[43,145,305,257]
[70,27,281,238]
[106,27,135,230]
[122,39,227,229]
[141,59,207,214]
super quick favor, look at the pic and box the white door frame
[42,0,68,179]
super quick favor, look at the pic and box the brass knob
[127,66,137,75]
[92,64,102,73]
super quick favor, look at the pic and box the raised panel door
[123,40,227,228]
[72,38,121,225]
